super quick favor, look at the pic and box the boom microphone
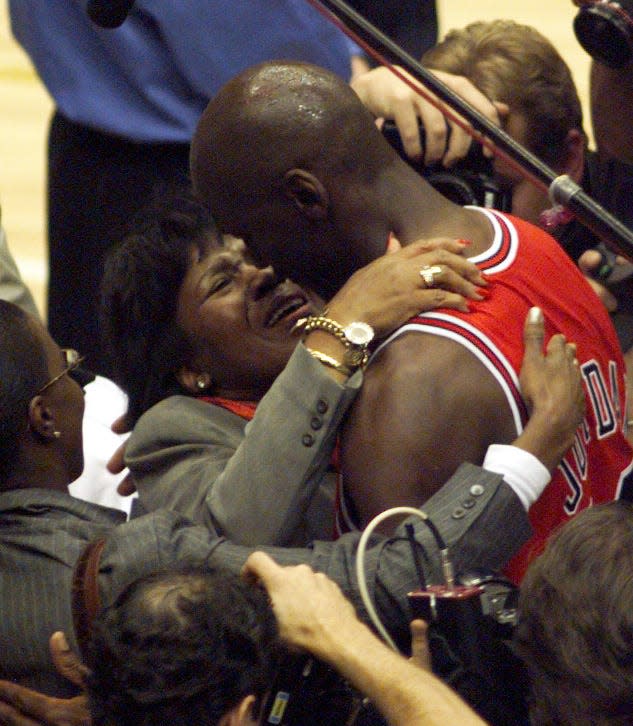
[86,0,136,28]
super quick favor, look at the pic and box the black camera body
[574,0,633,68]
[381,120,512,212]
[259,569,527,726]
[408,569,529,726]
[261,654,366,725]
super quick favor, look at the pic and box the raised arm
[242,552,486,726]
[126,241,485,546]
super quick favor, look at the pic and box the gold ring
[420,265,443,287]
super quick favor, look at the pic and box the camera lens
[574,2,633,68]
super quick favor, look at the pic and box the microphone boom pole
[308,0,633,262]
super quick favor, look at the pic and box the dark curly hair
[87,566,280,726]
[100,191,222,427]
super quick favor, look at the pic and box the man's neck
[381,168,494,256]
[6,450,70,494]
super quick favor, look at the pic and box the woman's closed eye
[206,274,232,296]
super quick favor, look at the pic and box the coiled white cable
[355,506,432,652]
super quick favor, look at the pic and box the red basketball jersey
[377,208,633,582]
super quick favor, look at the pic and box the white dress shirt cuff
[483,444,551,511]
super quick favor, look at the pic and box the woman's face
[176,236,319,400]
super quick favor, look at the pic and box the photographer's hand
[242,552,485,726]
[242,552,363,658]
[577,248,628,312]
[409,620,432,672]
[350,65,507,166]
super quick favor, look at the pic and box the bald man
[190,61,633,581]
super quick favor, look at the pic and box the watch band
[299,315,372,369]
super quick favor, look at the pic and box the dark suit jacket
[0,466,529,696]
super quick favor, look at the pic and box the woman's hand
[325,237,487,340]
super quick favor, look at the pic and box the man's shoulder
[366,330,506,413]
[0,488,125,524]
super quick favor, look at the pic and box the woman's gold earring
[196,375,209,391]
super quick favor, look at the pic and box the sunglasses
[36,349,94,394]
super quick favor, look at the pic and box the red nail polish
[457,238,472,246]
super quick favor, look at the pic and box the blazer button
[469,484,485,497]
[311,417,323,430]
[316,399,329,414]
[462,498,475,509]
[302,433,315,447]
[451,507,466,519]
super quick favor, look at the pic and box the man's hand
[0,634,90,726]
[241,552,366,662]
[49,633,88,691]
[517,307,585,472]
[0,687,89,726]
[351,65,507,166]
[409,620,431,671]
[107,440,135,497]
[106,415,135,496]
[0,632,92,726]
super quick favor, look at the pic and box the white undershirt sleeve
[482,444,551,511]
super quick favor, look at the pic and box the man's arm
[341,331,518,527]
[242,552,486,726]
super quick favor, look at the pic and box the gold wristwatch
[299,316,375,369]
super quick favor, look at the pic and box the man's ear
[218,694,258,726]
[561,128,585,183]
[283,169,329,219]
[175,367,212,394]
[28,396,59,441]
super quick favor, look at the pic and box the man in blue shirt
[9,0,362,377]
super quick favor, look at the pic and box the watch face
[344,321,374,346]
